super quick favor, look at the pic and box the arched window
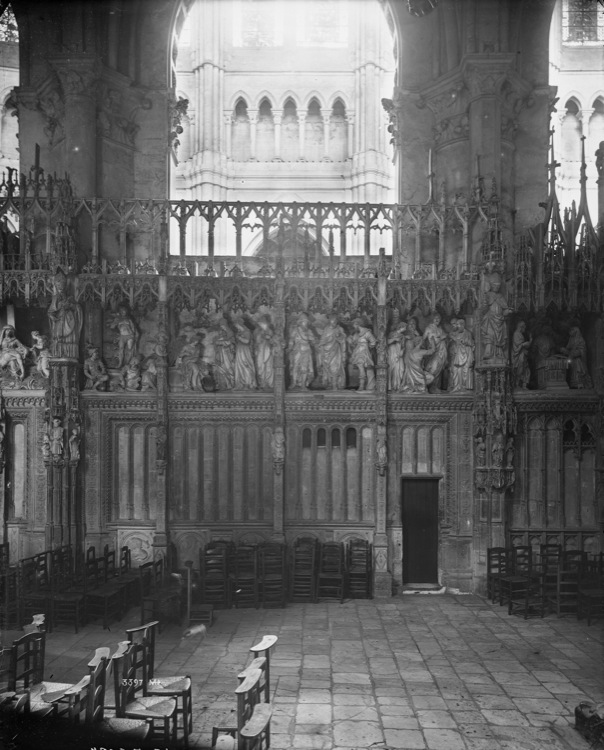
[304,98,323,161]
[281,97,299,162]
[256,98,275,161]
[329,98,348,161]
[232,98,251,161]
[562,0,604,44]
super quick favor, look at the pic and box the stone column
[271,271,286,542]
[321,109,330,159]
[50,55,100,197]
[299,114,306,160]
[273,111,282,159]
[249,111,258,160]
[224,114,232,158]
[153,276,170,563]
[373,251,392,597]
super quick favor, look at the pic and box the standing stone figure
[561,326,592,389]
[48,270,83,359]
[272,426,285,474]
[318,314,347,390]
[233,320,257,390]
[83,345,109,390]
[422,313,448,391]
[213,320,236,390]
[511,320,532,389]
[69,429,80,460]
[480,273,512,361]
[400,319,434,393]
[387,322,407,391]
[31,331,51,379]
[254,315,275,390]
[288,314,316,389]
[350,318,377,391]
[49,418,64,457]
[109,304,138,369]
[448,318,475,392]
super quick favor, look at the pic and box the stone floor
[31,595,604,749]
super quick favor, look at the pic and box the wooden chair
[290,537,318,602]
[126,620,193,748]
[577,566,604,626]
[20,554,52,631]
[346,538,373,599]
[317,542,346,602]
[0,566,21,630]
[212,668,272,750]
[498,545,535,613]
[200,543,232,609]
[258,543,287,608]
[139,558,183,628]
[118,545,141,604]
[547,552,586,617]
[232,545,259,609]
[6,631,75,716]
[49,567,86,633]
[60,646,150,745]
[248,635,278,704]
[486,547,510,603]
[111,640,177,745]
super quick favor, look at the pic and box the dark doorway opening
[401,477,439,585]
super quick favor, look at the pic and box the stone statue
[49,418,64,457]
[448,318,474,392]
[422,313,448,392]
[0,325,28,380]
[480,272,512,361]
[48,270,83,359]
[561,325,592,389]
[213,321,236,390]
[141,356,158,390]
[375,435,387,475]
[387,322,407,392]
[125,354,142,391]
[41,432,51,460]
[505,437,515,468]
[83,345,109,390]
[400,319,434,393]
[176,337,209,391]
[511,320,532,389]
[109,304,138,368]
[31,331,51,379]
[350,318,377,391]
[232,319,257,390]
[475,436,486,467]
[253,315,275,390]
[272,426,285,474]
[288,314,316,389]
[69,429,80,461]
[318,313,347,390]
[492,435,504,467]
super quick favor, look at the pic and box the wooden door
[401,477,439,584]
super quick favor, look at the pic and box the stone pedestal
[537,356,569,390]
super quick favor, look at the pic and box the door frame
[401,474,443,586]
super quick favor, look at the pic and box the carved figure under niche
[31,331,50,379]
[213,319,235,390]
[400,319,434,393]
[492,435,504,468]
[272,426,285,474]
[423,312,448,392]
[41,432,51,460]
[350,318,376,391]
[253,315,275,390]
[505,437,514,469]
[387,321,407,391]
[561,326,592,389]
[108,303,139,369]
[83,345,109,391]
[48,270,83,359]
[480,272,512,362]
[49,418,64,457]
[448,318,474,392]
[0,325,28,381]
[141,356,157,390]
[176,336,211,391]
[511,320,532,389]
[318,313,347,390]
[69,429,80,461]
[288,313,317,390]
[124,354,142,391]
[475,436,486,467]
[232,317,257,390]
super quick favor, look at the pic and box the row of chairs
[212,634,277,750]
[487,545,604,623]
[0,545,140,633]
[198,538,373,609]
[0,618,201,748]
